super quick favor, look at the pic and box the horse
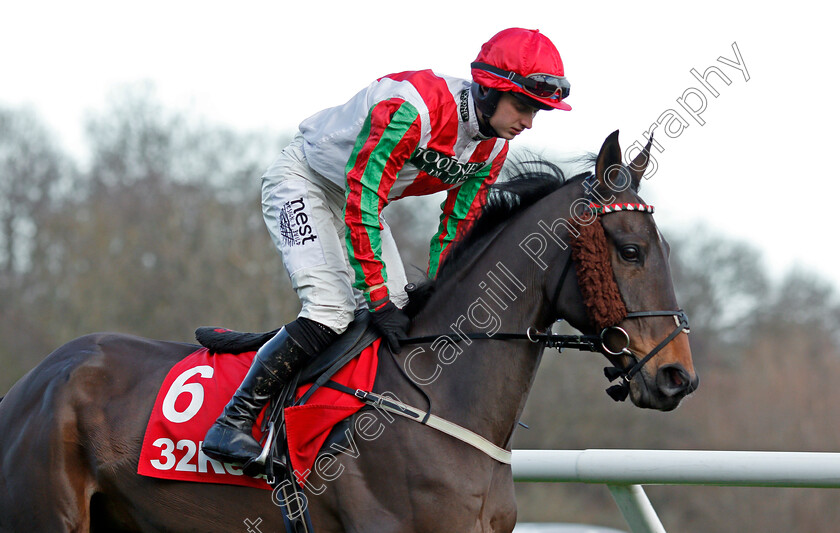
[0,131,697,532]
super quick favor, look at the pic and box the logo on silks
[279,197,318,248]
[410,148,486,184]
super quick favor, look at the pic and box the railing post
[606,484,666,533]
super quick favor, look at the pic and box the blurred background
[2,1,839,531]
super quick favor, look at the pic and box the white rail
[511,449,840,533]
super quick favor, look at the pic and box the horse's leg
[0,419,95,532]
[480,462,518,532]
[0,338,105,532]
[316,414,514,533]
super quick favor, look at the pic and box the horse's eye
[620,245,640,262]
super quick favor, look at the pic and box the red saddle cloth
[137,339,380,489]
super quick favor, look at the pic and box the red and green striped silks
[344,98,422,307]
[427,141,509,278]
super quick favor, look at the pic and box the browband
[589,202,655,215]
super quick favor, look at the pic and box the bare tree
[1,86,296,391]
[0,106,78,390]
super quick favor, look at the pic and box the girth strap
[324,381,512,464]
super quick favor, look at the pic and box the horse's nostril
[670,368,685,387]
[657,364,692,397]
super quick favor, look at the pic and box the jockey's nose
[521,113,534,130]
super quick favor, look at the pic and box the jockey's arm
[344,98,422,310]
[427,143,509,278]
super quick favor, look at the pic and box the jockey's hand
[370,301,410,353]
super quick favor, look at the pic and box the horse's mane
[404,154,594,317]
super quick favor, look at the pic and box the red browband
[589,202,655,215]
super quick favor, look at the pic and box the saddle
[195,310,379,467]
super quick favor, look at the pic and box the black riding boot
[202,327,310,464]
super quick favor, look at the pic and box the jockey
[202,27,571,465]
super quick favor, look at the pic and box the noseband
[600,309,690,401]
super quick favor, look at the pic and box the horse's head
[561,131,698,411]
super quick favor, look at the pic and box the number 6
[162,366,214,423]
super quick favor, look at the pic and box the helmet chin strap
[470,83,501,138]
[476,111,500,138]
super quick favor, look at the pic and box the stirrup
[242,425,275,478]
[254,424,274,465]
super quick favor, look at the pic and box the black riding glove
[370,301,410,353]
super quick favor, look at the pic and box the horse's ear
[595,130,623,191]
[627,134,653,191]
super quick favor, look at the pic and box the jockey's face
[489,92,539,140]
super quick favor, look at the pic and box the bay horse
[0,131,696,532]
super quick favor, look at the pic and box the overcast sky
[3,0,839,288]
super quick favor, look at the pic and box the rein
[400,251,582,348]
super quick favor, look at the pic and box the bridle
[558,198,690,401]
[545,239,690,402]
[401,195,690,402]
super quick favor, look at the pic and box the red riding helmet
[471,28,571,116]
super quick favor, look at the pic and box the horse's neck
[407,200,571,445]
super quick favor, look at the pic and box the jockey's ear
[626,134,654,191]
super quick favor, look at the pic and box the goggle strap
[471,62,567,99]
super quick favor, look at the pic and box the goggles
[472,62,570,101]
